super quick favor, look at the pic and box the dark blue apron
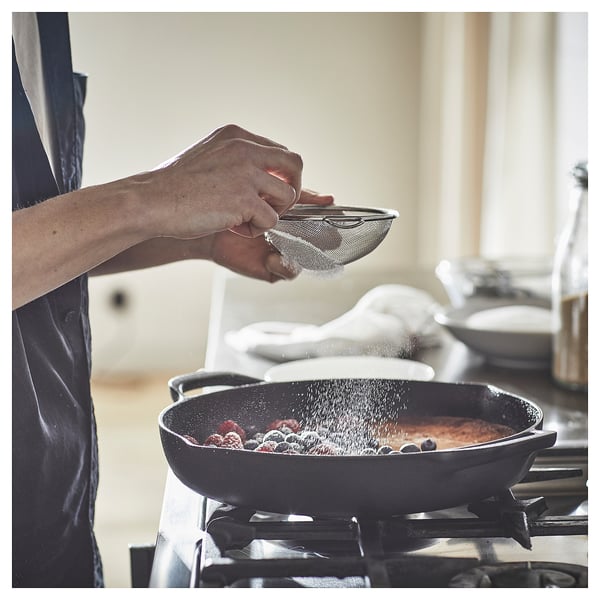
[12,13,102,587]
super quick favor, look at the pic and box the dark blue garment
[12,13,103,587]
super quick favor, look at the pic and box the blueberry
[288,442,303,453]
[399,443,421,454]
[278,426,293,436]
[253,432,265,443]
[263,430,285,444]
[300,431,320,449]
[274,441,291,453]
[420,438,437,452]
[244,439,260,451]
[360,448,377,455]
[365,436,379,449]
[285,433,302,446]
[377,445,393,455]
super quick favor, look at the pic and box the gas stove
[183,468,588,588]
[143,270,588,589]
[143,462,587,588]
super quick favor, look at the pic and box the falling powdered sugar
[296,378,406,455]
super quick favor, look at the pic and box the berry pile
[183,418,438,456]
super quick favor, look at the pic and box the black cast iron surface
[160,373,556,517]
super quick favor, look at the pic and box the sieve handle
[324,217,365,229]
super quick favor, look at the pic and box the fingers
[253,143,303,205]
[215,128,303,202]
[209,126,329,212]
[210,123,289,151]
[265,251,301,281]
[210,230,300,282]
[229,200,280,238]
[256,170,297,213]
[298,188,335,206]
[226,148,302,238]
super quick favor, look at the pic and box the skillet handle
[168,370,263,402]
[470,429,557,455]
[446,429,557,472]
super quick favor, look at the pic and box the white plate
[434,300,552,368]
[264,356,435,382]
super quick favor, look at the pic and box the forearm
[13,125,329,307]
[89,236,213,276]
[12,176,151,309]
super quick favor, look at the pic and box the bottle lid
[571,161,588,189]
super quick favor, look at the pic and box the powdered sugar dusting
[297,378,406,455]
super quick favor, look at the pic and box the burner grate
[192,469,587,588]
[449,562,588,588]
[194,505,587,587]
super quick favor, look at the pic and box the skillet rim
[158,377,548,458]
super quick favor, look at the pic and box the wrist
[179,235,215,261]
[118,170,167,240]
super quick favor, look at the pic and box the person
[12,12,333,587]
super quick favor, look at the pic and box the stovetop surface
[190,489,587,588]
[146,461,588,588]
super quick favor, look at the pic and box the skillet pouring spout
[159,371,556,517]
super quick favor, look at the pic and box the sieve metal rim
[279,204,399,225]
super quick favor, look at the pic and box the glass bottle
[552,161,588,390]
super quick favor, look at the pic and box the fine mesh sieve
[265,205,398,272]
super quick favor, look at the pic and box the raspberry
[203,433,224,447]
[267,419,301,433]
[308,443,338,455]
[256,441,278,453]
[183,434,201,445]
[216,420,246,442]
[220,431,244,449]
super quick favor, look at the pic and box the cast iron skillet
[159,370,556,517]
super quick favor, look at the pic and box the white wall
[68,12,422,376]
[554,12,588,228]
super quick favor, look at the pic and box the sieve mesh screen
[265,205,397,272]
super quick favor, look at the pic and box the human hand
[207,186,335,281]
[209,229,299,282]
[143,124,321,240]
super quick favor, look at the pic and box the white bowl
[435,256,552,308]
[434,300,552,368]
[264,356,435,382]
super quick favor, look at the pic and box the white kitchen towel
[225,285,442,362]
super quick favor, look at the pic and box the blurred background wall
[68,12,587,377]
